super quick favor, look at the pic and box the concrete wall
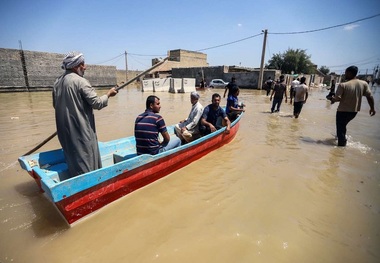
[0,48,117,92]
[142,77,196,93]
[172,66,281,89]
[116,69,143,84]
[172,66,228,85]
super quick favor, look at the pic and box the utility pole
[258,29,268,90]
[125,51,128,82]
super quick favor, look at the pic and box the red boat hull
[55,122,240,224]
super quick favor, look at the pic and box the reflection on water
[0,85,379,262]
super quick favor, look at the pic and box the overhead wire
[97,13,380,70]
[329,59,380,70]
[127,53,152,68]
[195,33,263,52]
[268,13,380,35]
[94,52,124,65]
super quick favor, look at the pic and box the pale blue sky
[1,0,379,75]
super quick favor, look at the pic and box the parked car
[209,79,228,88]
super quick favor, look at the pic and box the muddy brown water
[0,85,379,262]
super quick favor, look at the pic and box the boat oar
[115,57,168,91]
[23,131,58,156]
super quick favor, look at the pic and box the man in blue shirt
[135,95,181,155]
[200,93,231,135]
[226,87,245,121]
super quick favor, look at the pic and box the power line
[94,13,380,67]
[269,13,380,35]
[328,56,380,68]
[128,53,151,68]
[128,52,166,57]
[94,52,124,64]
[108,32,263,67]
[195,33,263,52]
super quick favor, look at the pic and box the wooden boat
[18,113,243,225]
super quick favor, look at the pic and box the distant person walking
[270,75,287,113]
[264,77,274,96]
[326,79,336,101]
[332,66,376,147]
[289,77,299,104]
[223,77,237,98]
[293,77,308,118]
[53,52,118,177]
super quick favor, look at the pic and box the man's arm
[161,131,171,145]
[284,86,288,102]
[224,117,231,134]
[332,84,343,102]
[185,107,203,131]
[223,86,228,98]
[229,104,244,113]
[366,94,376,116]
[201,117,216,132]
[270,88,275,101]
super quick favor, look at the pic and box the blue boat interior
[18,126,177,183]
[18,115,240,185]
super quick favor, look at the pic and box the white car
[209,79,228,88]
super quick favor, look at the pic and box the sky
[1,0,380,75]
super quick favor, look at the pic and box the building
[147,49,208,78]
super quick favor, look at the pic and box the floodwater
[0,84,379,263]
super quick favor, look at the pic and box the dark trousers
[336,111,357,146]
[266,87,271,96]
[271,97,283,112]
[293,101,304,116]
[199,117,224,136]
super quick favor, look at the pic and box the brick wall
[0,48,25,87]
[0,48,117,91]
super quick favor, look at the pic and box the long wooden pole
[115,57,168,91]
[23,131,58,156]
[22,58,169,156]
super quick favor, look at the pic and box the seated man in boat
[199,93,231,136]
[226,86,245,122]
[174,91,204,143]
[135,95,181,155]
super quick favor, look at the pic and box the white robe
[52,71,109,177]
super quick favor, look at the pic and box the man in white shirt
[175,91,204,143]
[290,77,300,104]
[293,77,308,118]
[332,66,376,146]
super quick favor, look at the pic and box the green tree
[318,65,330,75]
[266,48,315,74]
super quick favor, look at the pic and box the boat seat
[41,162,69,183]
[113,151,137,164]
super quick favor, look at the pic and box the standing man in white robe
[53,52,118,177]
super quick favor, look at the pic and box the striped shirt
[134,109,167,155]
